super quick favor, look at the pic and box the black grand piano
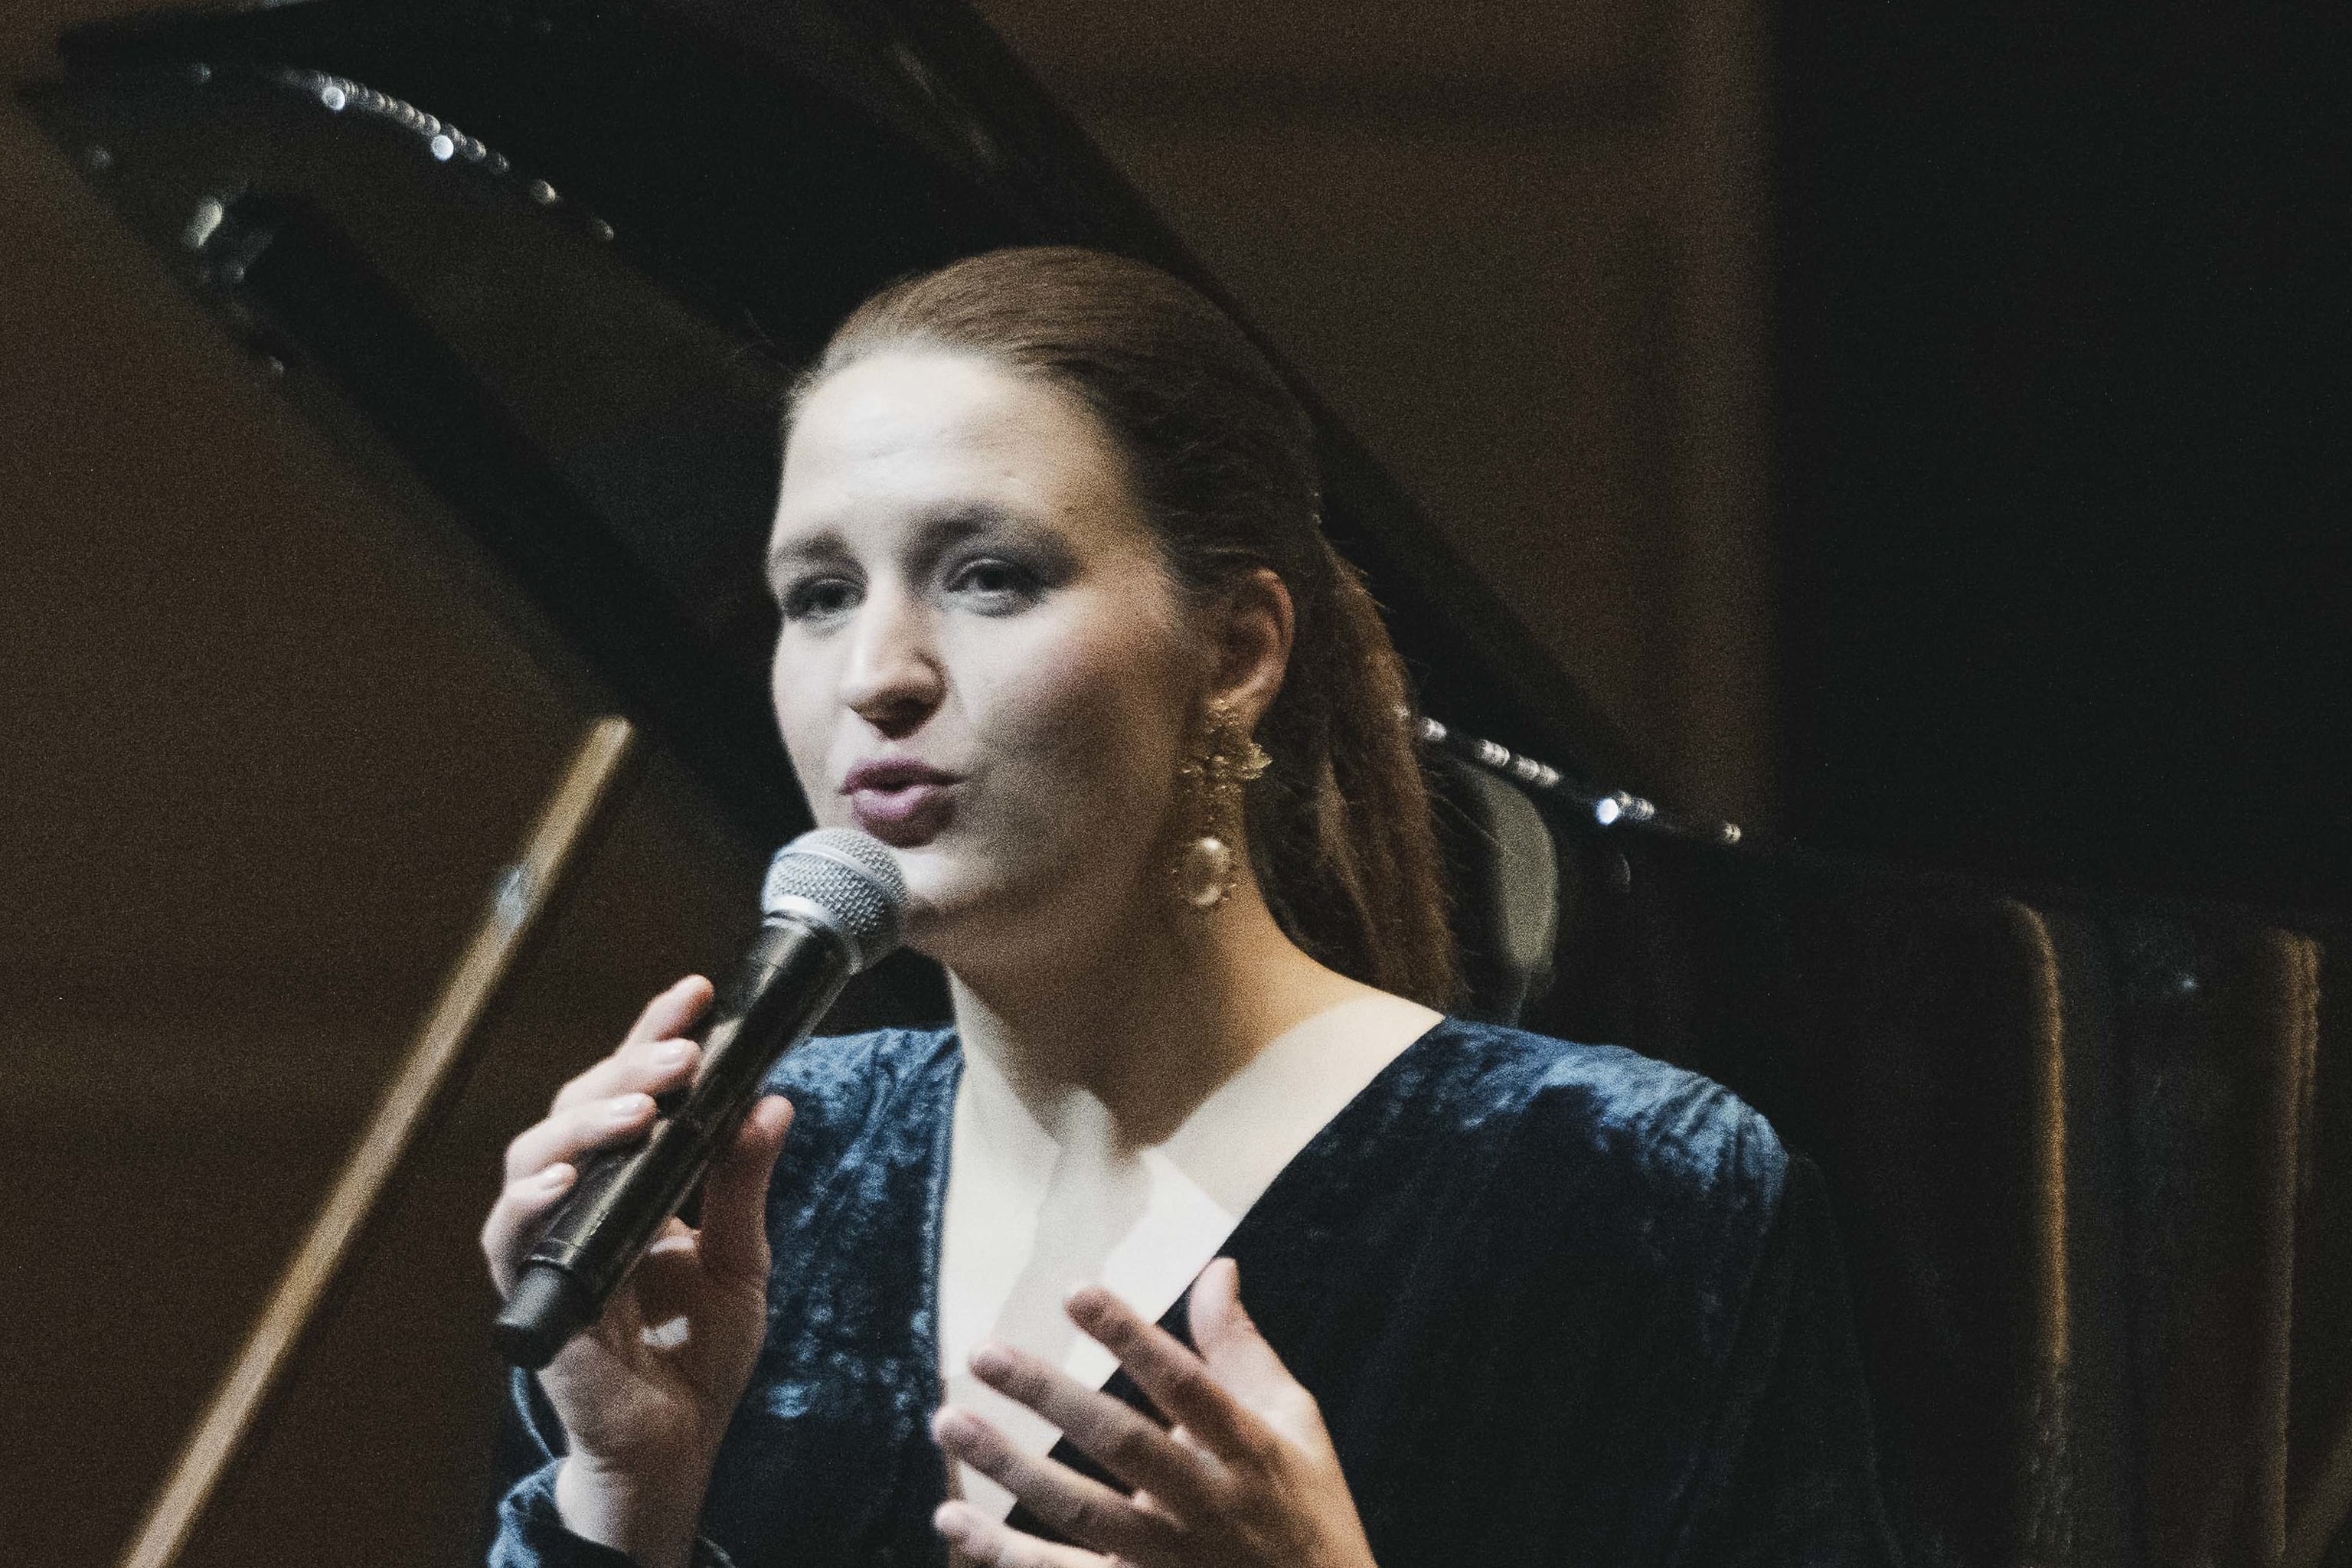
[18,3,2350,1565]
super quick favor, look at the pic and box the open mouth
[842,762,961,847]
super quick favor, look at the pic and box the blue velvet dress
[489,1020,1902,1566]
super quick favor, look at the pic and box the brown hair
[789,247,1457,1008]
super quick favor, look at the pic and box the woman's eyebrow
[765,528,854,577]
[906,501,1027,554]
[766,505,1063,594]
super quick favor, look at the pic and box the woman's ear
[1208,567,1295,729]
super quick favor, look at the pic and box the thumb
[1191,1258,1291,1400]
[698,1095,792,1288]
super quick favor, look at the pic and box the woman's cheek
[770,655,834,815]
[969,622,1180,840]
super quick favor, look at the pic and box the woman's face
[768,348,1204,969]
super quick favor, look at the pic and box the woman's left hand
[930,1257,1377,1568]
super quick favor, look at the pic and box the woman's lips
[841,763,960,847]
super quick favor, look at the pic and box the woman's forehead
[790,350,1103,465]
[773,349,1142,550]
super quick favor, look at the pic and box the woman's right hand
[480,975,795,1568]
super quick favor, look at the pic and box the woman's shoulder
[766,1019,956,1083]
[1409,1017,1792,1233]
[756,1023,957,1148]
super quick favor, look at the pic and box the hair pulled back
[790,246,1457,1008]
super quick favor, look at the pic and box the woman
[482,247,1898,1568]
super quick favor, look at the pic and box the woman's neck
[942,877,1369,1149]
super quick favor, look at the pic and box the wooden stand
[114,717,637,1568]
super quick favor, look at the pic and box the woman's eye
[946,557,1041,609]
[781,575,861,621]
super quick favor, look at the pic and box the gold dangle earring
[1170,700,1272,910]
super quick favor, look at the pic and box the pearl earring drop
[1171,701,1270,910]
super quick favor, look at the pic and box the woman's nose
[838,583,945,737]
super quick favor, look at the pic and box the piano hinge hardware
[1414,715,1743,848]
[252,66,618,246]
[268,67,508,174]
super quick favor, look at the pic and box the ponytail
[1248,542,1455,1006]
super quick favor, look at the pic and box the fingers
[1062,1286,1270,1469]
[966,1342,1220,1521]
[621,974,714,1049]
[505,1090,659,1184]
[484,981,706,1296]
[697,1096,794,1288]
[1186,1259,1291,1400]
[552,1033,702,1116]
[480,1161,578,1297]
[933,1499,1113,1568]
[933,1408,1175,1563]
[547,975,710,1117]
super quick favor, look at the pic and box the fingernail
[655,1040,694,1066]
[969,1343,1011,1379]
[610,1093,652,1121]
[540,1163,576,1192]
[933,1502,972,1543]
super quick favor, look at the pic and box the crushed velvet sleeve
[1672,1152,1903,1566]
[480,1028,949,1568]
[1476,1041,1903,1566]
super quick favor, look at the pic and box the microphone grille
[760,829,909,974]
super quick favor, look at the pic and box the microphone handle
[494,916,851,1368]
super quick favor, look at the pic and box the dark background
[1775,0,2350,920]
[0,0,2344,1563]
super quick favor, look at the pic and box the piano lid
[20,0,1651,845]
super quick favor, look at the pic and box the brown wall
[0,2,1767,1562]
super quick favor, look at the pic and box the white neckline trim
[936,993,1442,1520]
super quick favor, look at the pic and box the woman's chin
[881,842,982,930]
[884,848,1049,968]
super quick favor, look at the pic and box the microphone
[494,828,909,1369]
